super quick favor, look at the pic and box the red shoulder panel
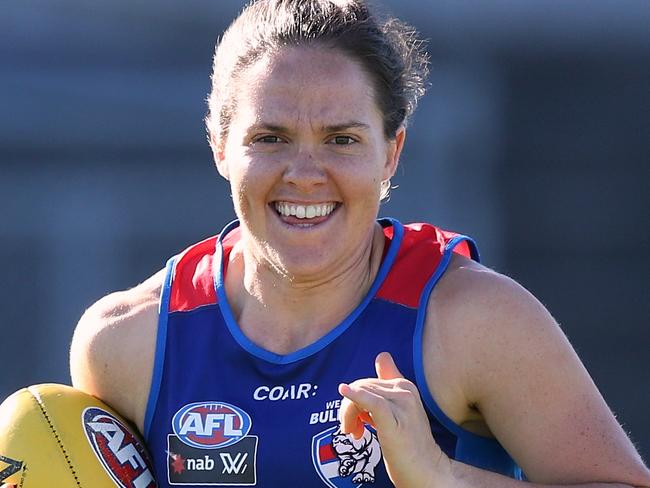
[169,236,218,312]
[375,223,471,308]
[168,228,241,313]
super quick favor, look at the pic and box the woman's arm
[339,256,650,487]
[69,270,163,433]
[424,256,649,485]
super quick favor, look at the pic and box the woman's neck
[224,224,386,355]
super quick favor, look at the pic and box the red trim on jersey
[376,223,471,308]
[168,228,240,312]
[169,223,468,312]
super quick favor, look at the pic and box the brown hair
[206,0,429,145]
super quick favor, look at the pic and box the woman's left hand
[338,352,453,488]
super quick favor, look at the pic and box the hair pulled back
[206,0,429,145]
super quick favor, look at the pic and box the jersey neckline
[213,218,404,364]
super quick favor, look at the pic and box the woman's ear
[210,132,229,181]
[384,126,406,181]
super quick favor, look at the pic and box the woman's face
[214,46,404,278]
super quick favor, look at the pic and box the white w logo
[220,452,248,475]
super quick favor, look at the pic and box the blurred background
[1,0,648,461]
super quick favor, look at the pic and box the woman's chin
[267,246,338,281]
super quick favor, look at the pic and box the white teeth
[274,202,337,219]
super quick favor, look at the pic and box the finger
[338,383,366,439]
[339,382,396,435]
[337,384,379,436]
[375,351,404,380]
[358,410,375,427]
[349,379,414,399]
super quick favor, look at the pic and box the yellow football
[0,383,156,487]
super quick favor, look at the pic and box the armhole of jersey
[412,236,486,443]
[413,236,524,479]
[143,256,176,441]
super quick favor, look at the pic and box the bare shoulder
[421,254,545,435]
[424,253,650,483]
[424,254,561,414]
[425,253,562,386]
[70,269,165,434]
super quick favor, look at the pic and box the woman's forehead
[232,47,380,128]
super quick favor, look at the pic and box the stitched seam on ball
[28,389,82,488]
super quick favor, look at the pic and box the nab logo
[172,402,252,449]
[83,407,156,488]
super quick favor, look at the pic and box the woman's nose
[282,149,327,189]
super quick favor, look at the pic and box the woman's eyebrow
[248,123,288,133]
[249,121,371,133]
[322,122,371,132]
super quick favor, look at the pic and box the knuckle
[394,378,418,393]
[339,396,353,410]
[349,378,370,388]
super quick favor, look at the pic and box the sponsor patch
[253,383,318,401]
[83,407,156,488]
[167,434,258,486]
[168,402,258,485]
[172,402,252,449]
[312,425,381,487]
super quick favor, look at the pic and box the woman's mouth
[272,201,339,226]
[274,201,337,219]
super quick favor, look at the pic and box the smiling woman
[217,46,401,283]
[58,1,650,488]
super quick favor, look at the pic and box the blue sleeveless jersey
[144,218,523,486]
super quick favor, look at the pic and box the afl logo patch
[82,407,156,488]
[172,402,252,449]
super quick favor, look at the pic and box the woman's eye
[330,135,356,145]
[255,135,283,144]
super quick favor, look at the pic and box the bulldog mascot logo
[312,425,382,487]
